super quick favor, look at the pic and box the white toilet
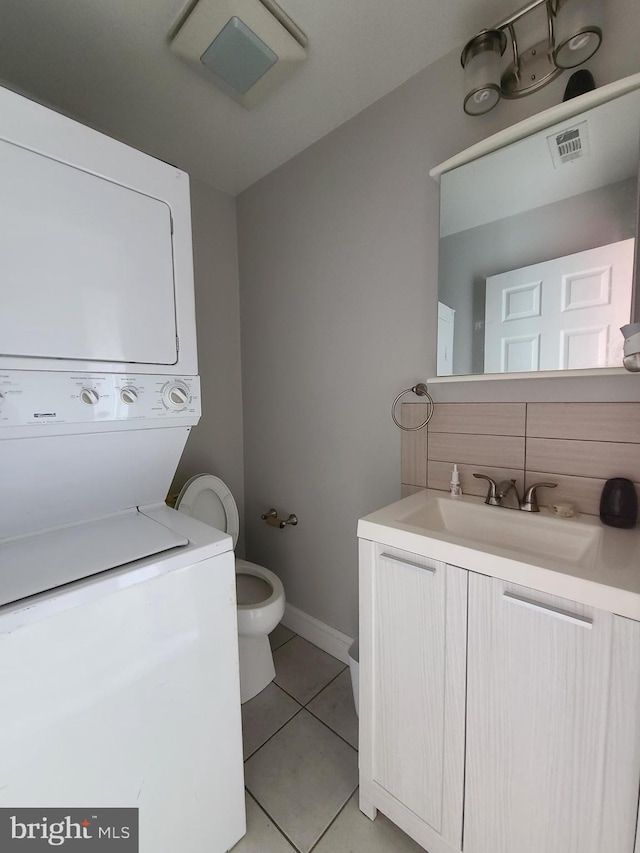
[175,474,285,704]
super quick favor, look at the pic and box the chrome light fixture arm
[461,0,602,115]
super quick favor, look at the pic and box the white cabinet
[358,541,467,853]
[465,574,640,853]
[359,540,640,853]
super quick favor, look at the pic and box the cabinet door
[465,573,640,853]
[359,542,467,848]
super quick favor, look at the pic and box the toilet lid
[175,474,240,547]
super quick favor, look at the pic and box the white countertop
[358,489,640,621]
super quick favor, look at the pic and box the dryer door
[0,139,177,366]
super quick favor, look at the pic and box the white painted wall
[171,178,245,554]
[237,0,640,637]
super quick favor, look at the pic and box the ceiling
[0,0,509,195]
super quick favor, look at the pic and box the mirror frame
[429,72,640,384]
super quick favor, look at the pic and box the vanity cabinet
[358,540,467,853]
[359,540,640,853]
[465,574,640,853]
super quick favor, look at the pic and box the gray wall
[237,0,640,638]
[439,178,638,374]
[172,178,245,554]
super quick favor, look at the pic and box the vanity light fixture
[461,0,603,116]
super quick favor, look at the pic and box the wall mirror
[434,85,640,379]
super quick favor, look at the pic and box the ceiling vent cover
[171,0,307,109]
[547,120,590,167]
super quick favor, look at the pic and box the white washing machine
[0,86,246,851]
[0,506,245,853]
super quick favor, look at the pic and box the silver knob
[120,387,138,404]
[473,473,501,506]
[521,482,557,512]
[80,388,99,405]
[170,387,188,406]
[163,382,190,409]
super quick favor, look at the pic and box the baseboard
[281,603,354,665]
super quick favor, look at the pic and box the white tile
[314,791,426,853]
[244,710,358,853]
[231,793,297,853]
[273,636,346,705]
[307,669,358,749]
[241,682,301,759]
[269,623,296,651]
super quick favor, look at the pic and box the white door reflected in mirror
[435,83,640,379]
[484,239,634,372]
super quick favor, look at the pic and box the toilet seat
[175,474,240,547]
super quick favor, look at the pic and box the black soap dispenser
[600,478,638,528]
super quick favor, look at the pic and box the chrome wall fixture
[261,508,299,528]
[462,0,603,115]
[621,324,640,372]
[391,382,435,431]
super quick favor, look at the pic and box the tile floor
[232,624,425,853]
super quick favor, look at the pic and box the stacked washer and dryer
[0,86,245,851]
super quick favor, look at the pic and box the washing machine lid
[0,510,188,608]
[175,474,239,547]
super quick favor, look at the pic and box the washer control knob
[164,382,190,409]
[120,387,138,405]
[80,388,99,405]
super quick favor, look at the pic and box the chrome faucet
[496,478,521,510]
[520,481,557,512]
[473,473,557,512]
[473,473,501,506]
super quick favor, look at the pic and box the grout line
[243,705,304,763]
[245,671,356,759]
[303,705,358,753]
[272,660,348,709]
[245,788,303,853]
[271,682,304,704]
[524,402,529,488]
[528,436,640,447]
[307,785,359,853]
[428,431,527,438]
[302,666,349,706]
[269,631,298,654]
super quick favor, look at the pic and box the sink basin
[398,494,601,565]
[358,488,640,622]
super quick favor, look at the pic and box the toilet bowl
[175,474,285,703]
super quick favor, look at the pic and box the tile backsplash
[401,401,640,517]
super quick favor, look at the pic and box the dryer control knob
[80,388,99,405]
[120,387,138,404]
[164,382,190,409]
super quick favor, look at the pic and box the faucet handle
[473,473,501,506]
[521,482,557,512]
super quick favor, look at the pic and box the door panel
[465,573,640,853]
[484,239,634,371]
[0,139,177,365]
[368,549,467,845]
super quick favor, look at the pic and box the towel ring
[391,382,434,431]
